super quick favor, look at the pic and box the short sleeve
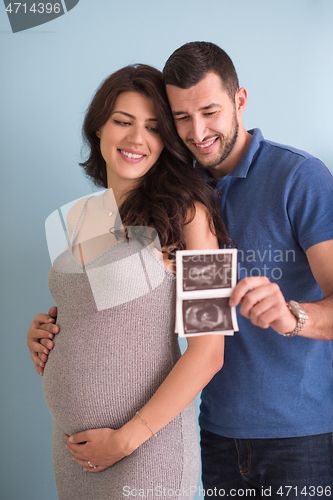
[286,158,333,252]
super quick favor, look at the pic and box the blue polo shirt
[199,129,333,438]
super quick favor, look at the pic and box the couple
[28,42,333,499]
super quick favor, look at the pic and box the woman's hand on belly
[65,428,131,472]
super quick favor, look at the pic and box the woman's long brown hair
[80,64,230,251]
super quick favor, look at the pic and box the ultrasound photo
[182,298,232,335]
[176,248,238,337]
[182,253,233,291]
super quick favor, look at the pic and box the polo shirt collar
[196,128,263,183]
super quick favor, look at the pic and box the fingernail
[48,334,54,339]
[44,349,48,354]
[69,436,73,442]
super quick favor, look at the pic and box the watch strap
[282,301,308,337]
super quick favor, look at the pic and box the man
[28,42,333,497]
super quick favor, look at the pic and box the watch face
[289,300,300,311]
[289,300,308,317]
[287,300,308,333]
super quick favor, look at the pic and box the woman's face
[96,91,164,188]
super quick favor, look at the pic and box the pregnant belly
[43,316,177,436]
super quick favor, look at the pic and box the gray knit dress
[43,204,199,500]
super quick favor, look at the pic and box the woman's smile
[118,147,146,162]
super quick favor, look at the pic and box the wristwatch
[282,300,308,337]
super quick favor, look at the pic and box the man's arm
[229,239,333,341]
[300,239,333,340]
[27,307,59,375]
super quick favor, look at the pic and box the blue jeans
[200,428,333,499]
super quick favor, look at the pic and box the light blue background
[1,1,333,499]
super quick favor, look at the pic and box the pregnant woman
[32,64,228,499]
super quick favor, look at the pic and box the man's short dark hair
[162,41,239,100]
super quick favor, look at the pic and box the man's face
[166,72,239,172]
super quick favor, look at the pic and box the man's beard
[192,112,239,169]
